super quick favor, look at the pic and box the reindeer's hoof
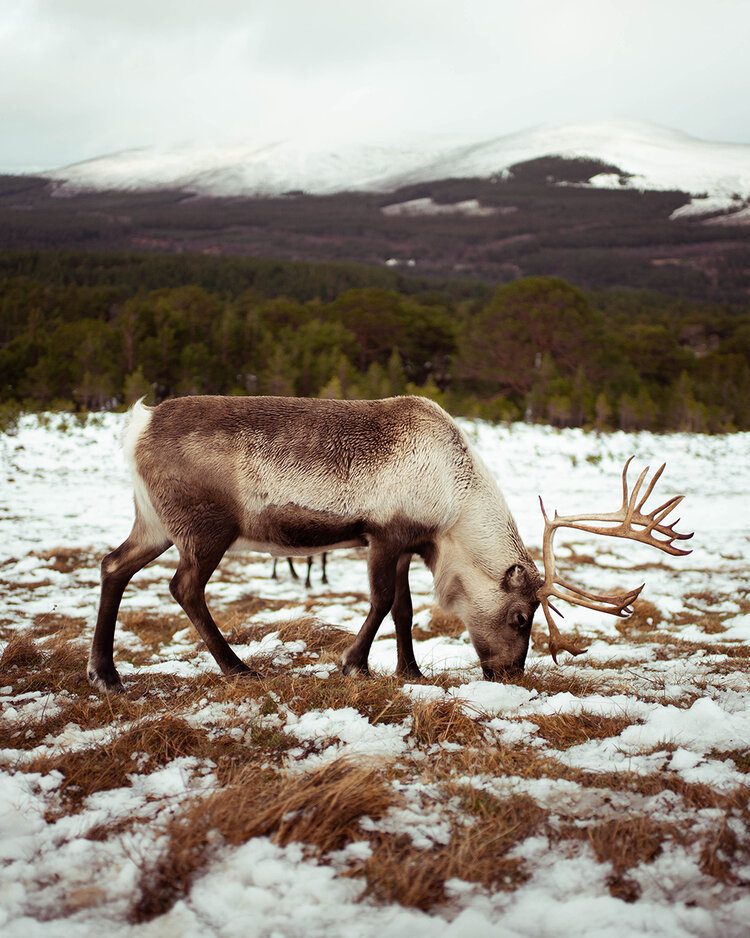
[396,664,425,681]
[223,662,260,679]
[341,652,370,678]
[87,664,125,694]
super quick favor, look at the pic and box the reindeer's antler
[537,457,693,663]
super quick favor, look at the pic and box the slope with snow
[47,121,750,210]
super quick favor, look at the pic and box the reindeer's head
[468,562,542,679]
[466,457,692,681]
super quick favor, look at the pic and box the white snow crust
[45,121,750,204]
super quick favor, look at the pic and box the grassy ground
[1,544,748,930]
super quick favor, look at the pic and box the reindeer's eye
[515,612,529,629]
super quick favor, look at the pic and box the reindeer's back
[136,395,475,533]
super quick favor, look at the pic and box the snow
[45,120,750,203]
[381,198,500,217]
[669,194,746,220]
[285,707,410,766]
[1,413,749,936]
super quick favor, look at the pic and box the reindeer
[88,395,691,692]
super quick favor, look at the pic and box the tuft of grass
[423,742,570,784]
[697,814,746,886]
[362,790,546,910]
[271,670,413,726]
[616,599,663,633]
[121,611,187,653]
[530,712,634,749]
[509,660,607,697]
[410,698,485,746]
[30,614,87,641]
[27,712,295,808]
[584,816,666,901]
[133,758,396,922]
[33,547,99,575]
[1,635,44,671]
[2,634,90,696]
[412,606,466,640]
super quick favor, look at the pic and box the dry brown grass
[1,634,91,696]
[275,616,355,656]
[224,616,355,670]
[616,599,663,633]
[672,609,728,634]
[1,634,44,671]
[26,712,296,811]
[121,611,187,654]
[410,698,485,746]
[220,592,293,623]
[133,758,396,922]
[509,661,607,697]
[697,814,747,886]
[530,712,634,749]
[530,625,590,657]
[423,742,571,785]
[31,613,87,641]
[33,547,99,574]
[266,670,413,726]
[412,606,465,640]
[568,815,667,902]
[362,790,546,910]
[713,749,750,775]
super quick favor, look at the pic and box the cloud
[1,0,749,171]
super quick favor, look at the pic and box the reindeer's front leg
[341,540,398,676]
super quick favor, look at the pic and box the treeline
[1,250,749,433]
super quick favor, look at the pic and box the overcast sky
[2,0,749,172]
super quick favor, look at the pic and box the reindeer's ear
[502,563,527,592]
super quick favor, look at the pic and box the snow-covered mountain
[48,121,750,208]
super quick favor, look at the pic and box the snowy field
[1,413,748,937]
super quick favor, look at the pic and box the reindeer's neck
[430,473,534,615]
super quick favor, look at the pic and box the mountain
[47,121,750,214]
[2,121,749,305]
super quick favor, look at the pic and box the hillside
[1,121,748,304]
[0,168,747,306]
[46,121,750,206]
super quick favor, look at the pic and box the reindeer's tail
[122,399,168,543]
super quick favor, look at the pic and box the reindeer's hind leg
[169,528,255,678]
[341,541,398,677]
[89,523,171,693]
[392,553,424,680]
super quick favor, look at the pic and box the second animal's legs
[392,553,424,680]
[341,541,398,676]
[271,557,299,581]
